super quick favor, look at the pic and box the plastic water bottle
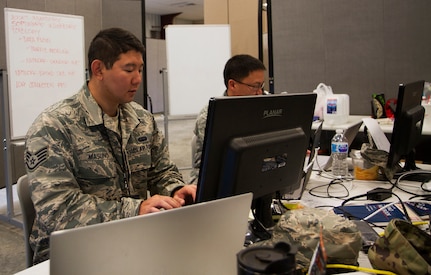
[331,129,348,177]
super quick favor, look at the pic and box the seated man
[24,27,196,264]
[189,54,266,183]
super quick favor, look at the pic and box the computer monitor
[196,93,316,236]
[386,80,425,177]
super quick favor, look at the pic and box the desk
[298,162,431,274]
[15,164,431,275]
[314,114,431,135]
[313,115,431,163]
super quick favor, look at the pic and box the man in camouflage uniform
[189,54,266,183]
[24,28,196,264]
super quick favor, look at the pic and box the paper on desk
[362,117,390,152]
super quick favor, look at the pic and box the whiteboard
[165,25,231,116]
[4,8,85,139]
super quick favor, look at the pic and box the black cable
[421,181,431,193]
[308,178,350,199]
[250,209,272,241]
[388,169,431,196]
[339,190,412,223]
[409,194,431,201]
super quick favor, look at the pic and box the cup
[237,242,297,275]
[350,149,379,180]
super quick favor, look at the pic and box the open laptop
[322,120,363,171]
[283,120,323,200]
[50,193,253,275]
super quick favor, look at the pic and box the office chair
[16,174,35,267]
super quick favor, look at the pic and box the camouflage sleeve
[189,105,208,184]
[25,112,142,234]
[146,115,186,196]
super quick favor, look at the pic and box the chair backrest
[16,174,35,267]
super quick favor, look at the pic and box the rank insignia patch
[25,147,48,170]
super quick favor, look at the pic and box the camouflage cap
[360,144,400,181]
[368,219,431,275]
[251,207,362,271]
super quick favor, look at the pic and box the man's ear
[227,79,236,89]
[90,59,104,80]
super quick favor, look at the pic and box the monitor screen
[196,93,316,235]
[386,80,425,177]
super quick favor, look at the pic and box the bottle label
[326,98,337,114]
[331,142,348,153]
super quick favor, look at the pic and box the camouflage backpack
[368,219,431,275]
[250,207,362,271]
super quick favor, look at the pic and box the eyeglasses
[233,79,265,92]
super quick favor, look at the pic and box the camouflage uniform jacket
[25,85,185,264]
[189,91,228,183]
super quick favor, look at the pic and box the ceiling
[145,0,204,21]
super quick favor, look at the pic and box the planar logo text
[263,109,283,118]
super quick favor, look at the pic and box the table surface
[314,114,431,135]
[15,162,431,275]
[299,162,431,274]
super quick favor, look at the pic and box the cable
[396,169,431,183]
[340,190,412,223]
[409,194,431,200]
[313,155,355,181]
[304,147,320,172]
[326,264,397,275]
[422,180,431,193]
[308,178,350,199]
[390,170,431,198]
[249,207,272,242]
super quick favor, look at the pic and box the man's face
[227,69,265,96]
[102,50,144,105]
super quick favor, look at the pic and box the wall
[204,1,431,116]
[146,38,166,114]
[101,0,144,105]
[204,0,260,57]
[270,0,431,115]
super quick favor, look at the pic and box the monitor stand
[244,195,274,246]
[402,150,419,172]
[394,150,431,183]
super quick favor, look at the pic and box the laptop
[283,119,323,200]
[50,193,253,275]
[323,120,363,171]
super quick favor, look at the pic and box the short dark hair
[87,28,145,77]
[223,54,266,87]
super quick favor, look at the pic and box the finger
[173,196,185,206]
[158,197,182,209]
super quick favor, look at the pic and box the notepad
[405,201,431,218]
